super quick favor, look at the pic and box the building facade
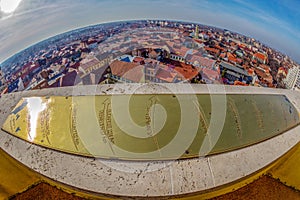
[295,66,300,90]
[284,65,300,89]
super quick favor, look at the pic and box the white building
[284,65,300,89]
[295,65,300,89]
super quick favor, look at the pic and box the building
[201,68,221,84]
[252,52,268,64]
[294,65,300,90]
[49,69,82,88]
[144,59,159,82]
[81,65,111,85]
[109,60,144,83]
[194,25,199,39]
[284,65,299,89]
[155,67,178,83]
[8,78,23,93]
[78,56,114,76]
[219,61,253,84]
[143,59,181,83]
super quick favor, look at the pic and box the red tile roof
[227,52,237,63]
[248,68,255,76]
[278,67,288,75]
[122,65,144,83]
[193,39,203,44]
[236,58,243,64]
[156,68,177,82]
[174,46,190,57]
[220,53,226,58]
[110,60,140,78]
[174,66,198,80]
[215,45,225,52]
[238,43,246,49]
[186,55,202,65]
[149,50,158,58]
[253,52,267,62]
[133,56,145,63]
[61,70,81,87]
[202,68,220,80]
[204,47,220,54]
[259,64,271,73]
[254,68,273,83]
[234,80,248,86]
[199,57,216,68]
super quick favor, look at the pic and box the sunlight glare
[0,0,22,13]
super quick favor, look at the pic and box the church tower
[194,25,199,39]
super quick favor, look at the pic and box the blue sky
[0,0,299,64]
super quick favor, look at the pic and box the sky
[0,0,299,64]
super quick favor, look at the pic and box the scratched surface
[2,94,299,160]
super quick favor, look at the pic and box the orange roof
[254,68,273,83]
[259,64,270,70]
[186,55,203,65]
[259,64,271,73]
[238,43,246,48]
[263,75,273,83]
[193,39,203,44]
[220,53,226,58]
[144,58,159,64]
[278,67,287,74]
[205,47,220,54]
[1,87,8,95]
[123,65,144,83]
[234,80,248,86]
[253,52,267,62]
[248,68,255,76]
[156,68,177,82]
[228,56,237,63]
[227,52,237,63]
[230,42,236,46]
[199,57,216,68]
[149,50,158,58]
[174,46,190,57]
[174,67,198,80]
[215,45,225,51]
[133,56,145,63]
[110,60,139,77]
[236,58,243,64]
[202,68,220,80]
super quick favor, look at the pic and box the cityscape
[0,19,300,95]
[1,0,300,198]
[1,15,300,200]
